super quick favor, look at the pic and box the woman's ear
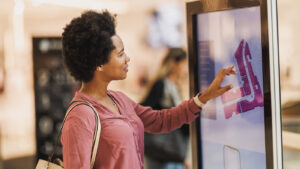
[97,66,103,71]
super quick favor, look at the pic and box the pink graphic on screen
[221,40,264,119]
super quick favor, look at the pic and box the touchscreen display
[196,6,266,169]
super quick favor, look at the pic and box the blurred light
[146,3,184,48]
[14,0,25,15]
[32,1,41,7]
[31,0,128,13]
[13,0,25,66]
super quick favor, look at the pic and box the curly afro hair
[62,10,116,82]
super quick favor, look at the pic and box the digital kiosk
[186,0,282,169]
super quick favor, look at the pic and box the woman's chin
[113,72,127,80]
[119,74,127,80]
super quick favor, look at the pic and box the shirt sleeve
[61,105,96,169]
[122,92,201,134]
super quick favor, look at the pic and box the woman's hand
[198,65,236,103]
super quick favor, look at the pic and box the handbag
[144,129,188,162]
[35,99,101,169]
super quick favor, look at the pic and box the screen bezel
[186,0,273,169]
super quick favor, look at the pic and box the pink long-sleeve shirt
[61,90,200,169]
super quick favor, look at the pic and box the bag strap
[49,99,101,169]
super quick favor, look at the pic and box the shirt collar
[73,90,114,107]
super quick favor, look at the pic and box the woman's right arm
[61,106,96,169]
[127,66,236,134]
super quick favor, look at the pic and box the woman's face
[173,58,188,80]
[101,35,130,80]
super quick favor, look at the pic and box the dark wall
[32,37,80,161]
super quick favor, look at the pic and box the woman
[61,10,236,169]
[141,48,191,169]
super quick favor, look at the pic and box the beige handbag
[35,100,101,169]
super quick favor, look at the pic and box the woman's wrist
[193,93,207,108]
[197,91,210,104]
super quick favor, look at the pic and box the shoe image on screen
[223,145,241,169]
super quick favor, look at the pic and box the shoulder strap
[49,99,101,169]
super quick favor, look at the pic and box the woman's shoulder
[155,78,165,85]
[62,102,97,137]
[151,78,165,91]
[108,90,128,98]
[65,101,96,124]
[108,90,137,104]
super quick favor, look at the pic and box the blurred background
[0,0,299,169]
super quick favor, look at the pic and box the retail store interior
[0,0,300,169]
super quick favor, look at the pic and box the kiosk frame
[186,0,282,169]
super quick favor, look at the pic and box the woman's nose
[126,54,130,63]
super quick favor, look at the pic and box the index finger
[225,65,236,75]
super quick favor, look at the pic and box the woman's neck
[79,79,110,100]
[166,72,178,84]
